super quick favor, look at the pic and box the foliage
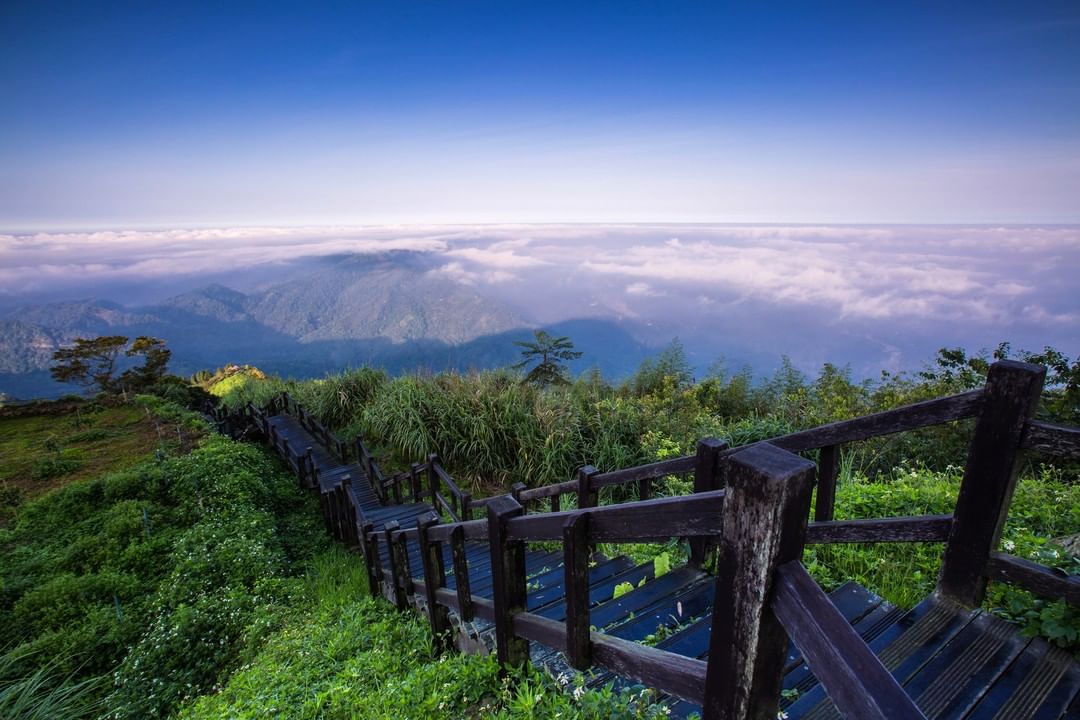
[513,330,583,387]
[118,336,172,392]
[49,335,176,396]
[49,336,129,394]
[0,647,104,720]
[182,550,673,720]
[625,338,693,396]
[0,404,325,718]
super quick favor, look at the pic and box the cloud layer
[3,224,1077,335]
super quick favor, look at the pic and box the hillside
[0,253,653,399]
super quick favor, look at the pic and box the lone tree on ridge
[50,335,171,394]
[513,330,582,387]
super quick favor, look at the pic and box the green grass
[0,647,104,720]
[180,549,672,720]
[0,400,328,718]
[0,399,205,514]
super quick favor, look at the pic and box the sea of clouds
[2,223,1077,374]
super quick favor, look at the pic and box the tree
[50,335,129,394]
[627,338,694,396]
[119,336,172,391]
[513,330,582,386]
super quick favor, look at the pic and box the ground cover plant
[0,397,203,517]
[181,548,674,720]
[0,398,328,718]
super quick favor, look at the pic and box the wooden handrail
[772,561,926,719]
[985,552,1080,606]
[806,515,952,544]
[590,455,696,488]
[261,362,1080,720]
[1021,419,1080,460]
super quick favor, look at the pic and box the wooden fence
[215,360,1080,720]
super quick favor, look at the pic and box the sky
[2,1,1080,227]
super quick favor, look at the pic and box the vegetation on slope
[213,342,1080,651]
[182,548,672,720]
[0,397,328,718]
[0,397,203,517]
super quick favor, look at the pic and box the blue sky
[2,2,1080,227]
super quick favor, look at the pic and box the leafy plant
[513,330,583,387]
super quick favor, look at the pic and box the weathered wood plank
[504,490,726,542]
[512,611,568,653]
[578,465,599,508]
[590,455,696,488]
[986,552,1080,606]
[772,561,927,719]
[590,632,709,705]
[417,513,451,648]
[383,521,408,609]
[690,438,726,568]
[806,515,953,544]
[815,444,840,522]
[1022,419,1080,460]
[767,389,984,453]
[701,442,815,720]
[488,495,529,668]
[450,525,473,621]
[563,512,591,669]
[938,361,1045,606]
[517,479,577,502]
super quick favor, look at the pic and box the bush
[1,403,327,718]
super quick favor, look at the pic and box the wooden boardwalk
[259,409,1080,719]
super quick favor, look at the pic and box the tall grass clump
[0,648,103,720]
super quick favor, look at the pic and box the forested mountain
[0,253,650,398]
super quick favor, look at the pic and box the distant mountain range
[0,253,651,399]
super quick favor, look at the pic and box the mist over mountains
[2,224,1077,399]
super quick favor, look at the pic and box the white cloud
[1,223,1076,330]
[625,282,664,297]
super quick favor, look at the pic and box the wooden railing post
[319,490,331,533]
[410,463,422,503]
[563,512,591,669]
[383,521,408,610]
[461,492,472,521]
[487,495,529,669]
[304,447,315,488]
[451,525,474,621]
[690,438,727,568]
[391,474,403,505]
[576,466,599,556]
[340,475,356,545]
[577,465,599,509]
[701,442,815,720]
[937,360,1046,607]
[814,444,840,522]
[361,522,381,598]
[427,453,441,506]
[417,513,451,649]
[510,482,526,512]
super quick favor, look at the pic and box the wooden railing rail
[1021,418,1080,460]
[771,561,927,719]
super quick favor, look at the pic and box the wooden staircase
[217,359,1080,719]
